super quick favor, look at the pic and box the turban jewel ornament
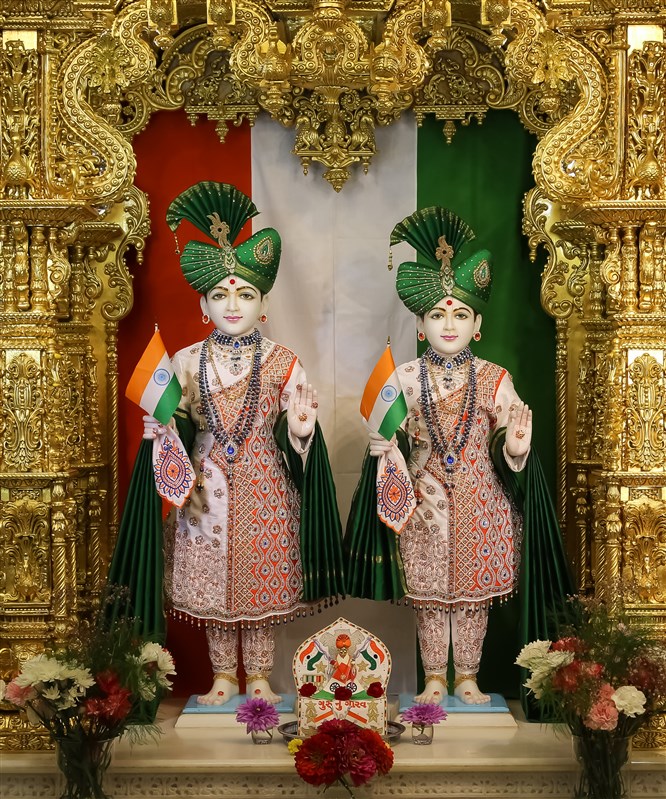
[391,206,493,315]
[166,181,281,295]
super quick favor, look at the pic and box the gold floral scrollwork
[412,24,524,144]
[522,187,579,320]
[2,352,43,472]
[627,41,664,201]
[87,31,132,128]
[626,352,666,471]
[54,22,137,202]
[1,499,50,604]
[622,496,666,606]
[598,226,621,313]
[504,1,609,203]
[0,39,39,200]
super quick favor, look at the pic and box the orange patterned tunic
[397,357,526,605]
[164,337,308,624]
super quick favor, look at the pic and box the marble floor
[1,699,664,798]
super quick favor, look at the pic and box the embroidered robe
[397,357,526,605]
[163,337,308,624]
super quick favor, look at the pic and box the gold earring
[260,313,268,323]
[417,332,426,341]
[202,313,210,325]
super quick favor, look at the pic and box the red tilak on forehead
[446,299,453,306]
[229,278,236,285]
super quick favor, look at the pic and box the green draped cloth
[274,415,346,601]
[343,432,410,601]
[108,416,345,640]
[107,438,166,643]
[345,429,574,720]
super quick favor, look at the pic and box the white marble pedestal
[1,699,664,799]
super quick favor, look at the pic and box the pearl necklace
[419,346,476,486]
[199,328,262,465]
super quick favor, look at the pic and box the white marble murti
[1,699,664,799]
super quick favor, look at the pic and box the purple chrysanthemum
[401,703,447,725]
[235,697,280,733]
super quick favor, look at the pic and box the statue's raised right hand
[143,415,165,440]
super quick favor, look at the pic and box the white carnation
[612,685,646,717]
[515,640,552,671]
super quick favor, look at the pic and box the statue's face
[200,275,267,337]
[418,296,481,357]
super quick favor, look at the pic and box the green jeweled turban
[166,181,281,295]
[391,206,493,315]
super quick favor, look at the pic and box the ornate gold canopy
[1,0,666,749]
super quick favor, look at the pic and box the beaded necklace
[199,328,262,466]
[419,346,476,485]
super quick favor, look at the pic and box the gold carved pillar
[0,14,147,749]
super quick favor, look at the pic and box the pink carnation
[585,697,619,731]
[4,680,35,708]
[598,682,615,701]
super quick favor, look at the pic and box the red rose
[366,682,384,698]
[334,686,353,701]
[299,682,317,697]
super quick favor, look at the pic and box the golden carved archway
[1,0,665,749]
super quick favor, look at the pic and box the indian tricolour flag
[360,345,416,533]
[360,345,407,441]
[125,329,181,426]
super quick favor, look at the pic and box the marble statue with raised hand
[144,182,344,706]
[354,207,532,705]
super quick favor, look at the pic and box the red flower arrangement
[291,718,394,797]
[517,597,666,799]
[366,682,384,698]
[299,682,317,698]
[334,686,353,701]
[3,588,176,799]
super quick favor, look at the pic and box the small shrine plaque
[293,617,391,736]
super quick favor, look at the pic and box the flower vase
[411,723,434,745]
[572,732,632,799]
[55,735,115,799]
[251,727,274,744]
